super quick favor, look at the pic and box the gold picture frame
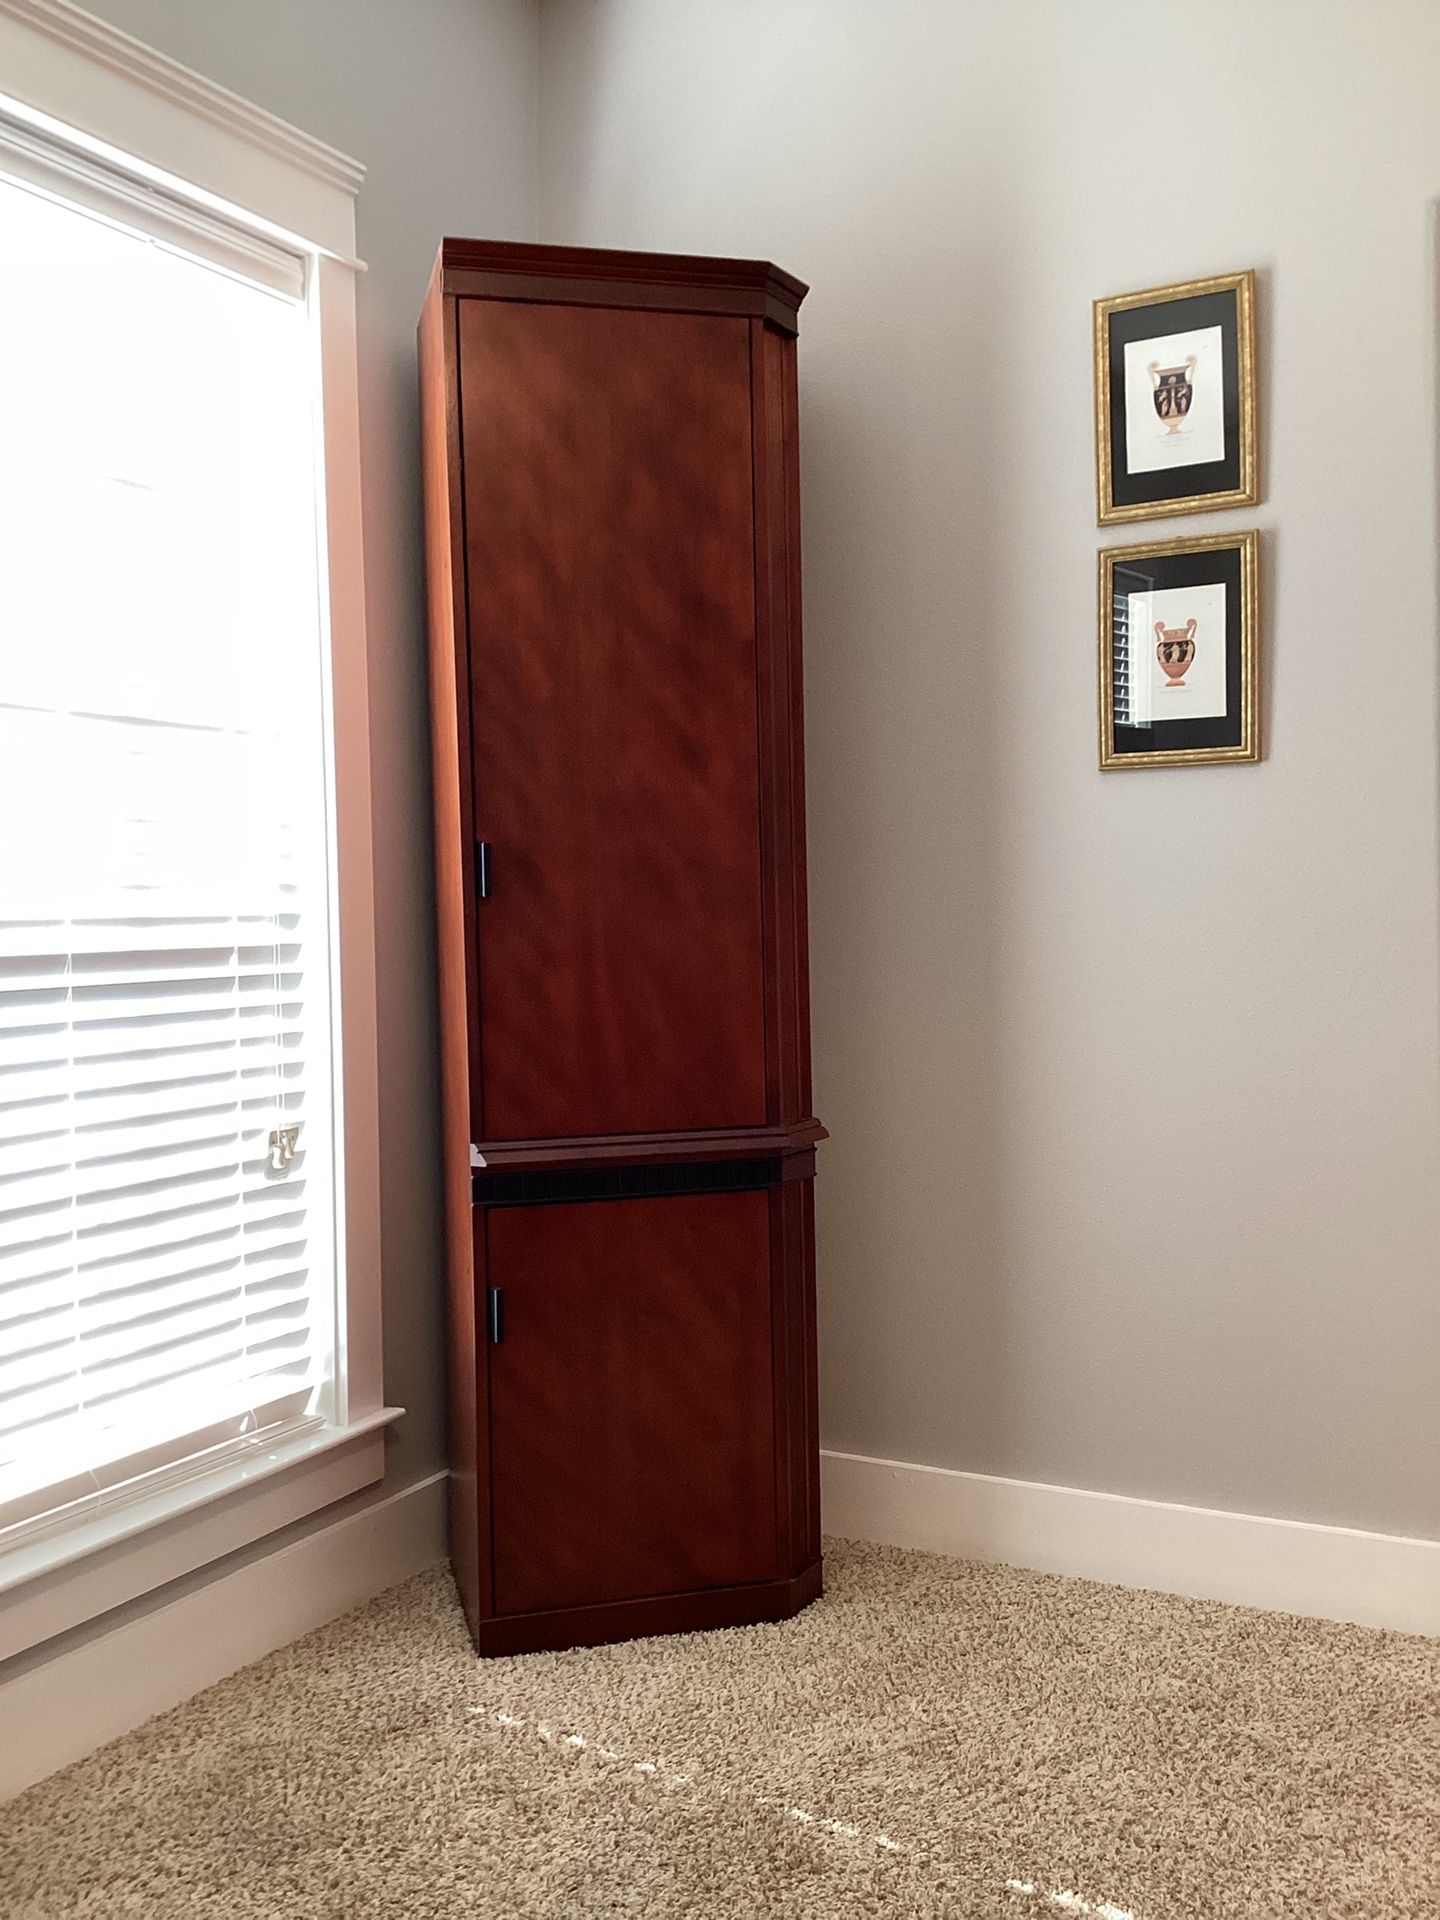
[1098,528,1260,771]
[1094,270,1257,526]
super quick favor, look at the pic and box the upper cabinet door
[458,300,767,1143]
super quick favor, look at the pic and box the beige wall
[81,0,539,1490]
[538,0,1440,1538]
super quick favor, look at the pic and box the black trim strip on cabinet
[473,1156,784,1208]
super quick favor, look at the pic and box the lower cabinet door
[486,1188,777,1617]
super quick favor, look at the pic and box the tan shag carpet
[3,1537,1437,1919]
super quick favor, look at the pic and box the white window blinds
[0,131,338,1541]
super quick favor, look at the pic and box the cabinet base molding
[469,1559,823,1658]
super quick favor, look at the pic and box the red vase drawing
[1155,618,1197,687]
[1148,354,1197,434]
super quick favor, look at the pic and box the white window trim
[0,0,398,1657]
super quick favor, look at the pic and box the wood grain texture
[420,244,821,1657]
[459,298,767,1143]
[486,1192,777,1616]
[418,263,487,1635]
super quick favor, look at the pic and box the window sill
[0,1406,402,1663]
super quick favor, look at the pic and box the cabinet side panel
[419,272,486,1632]
[770,1173,821,1573]
[751,321,815,1126]
[781,334,814,1121]
[798,1172,820,1566]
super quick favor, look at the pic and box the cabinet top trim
[436,236,808,335]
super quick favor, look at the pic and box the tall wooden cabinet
[419,240,823,1656]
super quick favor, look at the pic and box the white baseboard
[6,1457,1429,1807]
[822,1449,1440,1636]
[0,1468,447,1803]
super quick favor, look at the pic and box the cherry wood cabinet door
[486,1191,776,1617]
[457,299,768,1144]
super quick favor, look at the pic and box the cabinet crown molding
[437,236,809,335]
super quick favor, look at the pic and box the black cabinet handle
[486,1285,504,1345]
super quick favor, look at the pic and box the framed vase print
[1093,270,1257,525]
[1098,528,1259,770]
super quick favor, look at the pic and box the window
[0,139,338,1541]
[0,14,388,1656]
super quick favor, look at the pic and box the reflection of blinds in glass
[0,140,337,1540]
[1113,565,1155,731]
[1112,587,1135,729]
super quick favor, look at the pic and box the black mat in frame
[1110,543,1244,757]
[1106,288,1241,513]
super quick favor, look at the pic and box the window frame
[0,0,395,1662]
